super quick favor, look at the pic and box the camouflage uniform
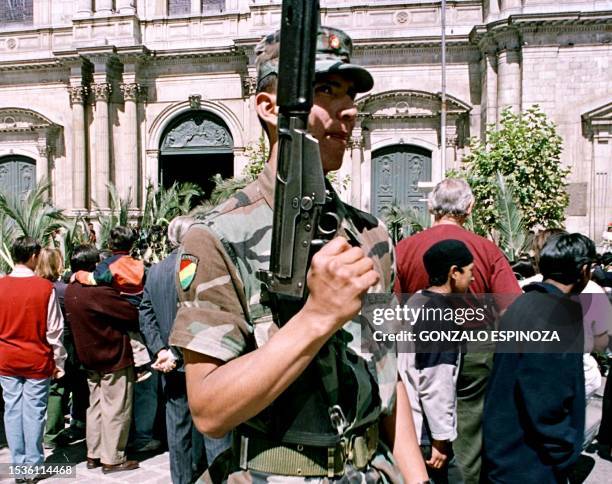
[170,163,401,483]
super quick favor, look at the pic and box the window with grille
[0,0,33,25]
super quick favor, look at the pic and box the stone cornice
[0,58,62,72]
[357,89,472,115]
[150,45,239,60]
[0,107,59,132]
[115,45,151,64]
[354,35,472,51]
[470,11,612,47]
[582,101,612,138]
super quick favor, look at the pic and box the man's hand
[302,237,379,335]
[53,367,64,380]
[152,348,177,373]
[426,439,450,470]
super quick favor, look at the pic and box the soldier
[170,27,429,483]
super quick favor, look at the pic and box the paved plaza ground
[1,382,611,483]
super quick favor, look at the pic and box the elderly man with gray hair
[139,216,230,484]
[394,178,522,483]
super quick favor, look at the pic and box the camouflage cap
[255,26,373,93]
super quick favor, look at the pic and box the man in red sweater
[64,244,139,474]
[394,178,522,484]
[0,236,66,470]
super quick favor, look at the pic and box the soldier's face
[308,74,358,173]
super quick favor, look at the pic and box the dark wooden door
[0,155,36,200]
[371,145,432,218]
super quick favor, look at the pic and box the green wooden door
[371,145,432,218]
[0,155,36,200]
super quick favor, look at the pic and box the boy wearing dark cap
[170,24,428,483]
[399,239,474,483]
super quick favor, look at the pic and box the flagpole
[440,0,447,171]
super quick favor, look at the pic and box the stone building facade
[0,0,610,240]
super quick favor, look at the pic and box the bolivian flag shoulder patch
[179,254,198,291]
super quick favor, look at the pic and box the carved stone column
[145,149,160,187]
[76,0,93,17]
[349,129,363,208]
[117,0,136,15]
[445,127,458,172]
[241,75,256,99]
[191,0,202,15]
[69,85,88,209]
[497,48,521,115]
[95,0,113,15]
[483,50,498,130]
[92,83,112,207]
[119,83,141,206]
[36,143,51,193]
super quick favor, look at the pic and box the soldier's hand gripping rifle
[257,0,331,302]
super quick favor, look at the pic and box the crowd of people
[1,23,612,484]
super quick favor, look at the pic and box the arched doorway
[371,145,432,218]
[159,110,234,199]
[0,155,36,200]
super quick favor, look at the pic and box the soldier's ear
[255,91,278,130]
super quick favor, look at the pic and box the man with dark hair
[170,25,428,483]
[0,236,66,470]
[483,233,596,483]
[64,244,140,474]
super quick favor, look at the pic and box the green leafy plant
[382,202,431,244]
[453,106,569,236]
[93,183,132,249]
[0,212,16,273]
[242,134,268,180]
[141,181,203,230]
[0,179,66,246]
[494,172,528,261]
[138,182,204,263]
[62,215,90,268]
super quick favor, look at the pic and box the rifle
[257,0,330,302]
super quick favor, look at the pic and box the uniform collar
[255,162,360,242]
[256,162,275,209]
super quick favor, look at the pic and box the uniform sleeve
[169,225,251,362]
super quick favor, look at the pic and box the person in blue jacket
[483,233,596,483]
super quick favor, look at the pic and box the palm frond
[0,213,16,273]
[208,174,250,206]
[495,172,528,262]
[381,202,431,244]
[94,182,132,248]
[0,179,66,245]
[62,216,89,268]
